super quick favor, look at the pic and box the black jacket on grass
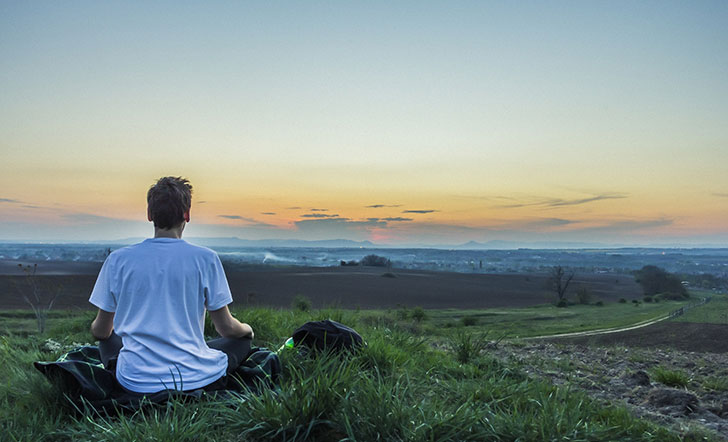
[35,345,280,414]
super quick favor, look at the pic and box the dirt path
[524,314,671,340]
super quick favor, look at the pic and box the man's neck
[154,223,185,239]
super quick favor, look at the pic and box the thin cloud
[547,194,627,207]
[366,204,402,208]
[512,218,575,229]
[495,193,627,209]
[286,206,302,210]
[402,209,438,214]
[197,201,207,204]
[218,215,275,227]
[383,217,413,222]
[582,218,673,232]
[0,198,21,203]
[712,193,728,198]
[496,201,544,209]
[294,217,387,240]
[310,208,328,212]
[301,213,339,218]
[261,212,276,215]
[62,213,124,223]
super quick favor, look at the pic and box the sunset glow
[1,2,727,246]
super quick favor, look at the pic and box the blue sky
[1,1,727,245]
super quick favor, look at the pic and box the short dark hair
[147,177,193,229]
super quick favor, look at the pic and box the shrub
[292,294,311,312]
[643,296,653,303]
[556,299,568,308]
[576,287,591,305]
[632,300,641,307]
[381,272,397,278]
[595,301,604,307]
[360,254,391,267]
[411,306,426,323]
[658,292,690,301]
[461,315,478,326]
[619,298,627,304]
[396,306,410,320]
[652,367,690,388]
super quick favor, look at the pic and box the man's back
[90,238,232,393]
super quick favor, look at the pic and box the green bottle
[277,337,294,353]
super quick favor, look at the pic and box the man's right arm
[209,306,254,339]
[90,309,115,340]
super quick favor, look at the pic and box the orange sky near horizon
[1,2,727,245]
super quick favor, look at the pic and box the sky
[1,1,727,246]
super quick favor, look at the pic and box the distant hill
[454,240,613,250]
[185,237,376,248]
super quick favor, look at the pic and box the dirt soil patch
[0,259,642,310]
[554,322,728,353]
[490,341,728,440]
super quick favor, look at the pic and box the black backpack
[291,319,364,353]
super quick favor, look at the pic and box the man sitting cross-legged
[89,176,253,393]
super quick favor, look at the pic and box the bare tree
[549,265,574,303]
[18,263,61,334]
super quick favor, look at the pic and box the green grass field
[1,296,692,341]
[671,293,728,324]
[422,299,689,338]
[0,296,711,441]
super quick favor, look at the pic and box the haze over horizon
[1,2,727,247]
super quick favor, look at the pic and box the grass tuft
[701,376,728,392]
[652,366,690,388]
[449,330,490,364]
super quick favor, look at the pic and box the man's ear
[147,207,153,222]
[183,210,190,223]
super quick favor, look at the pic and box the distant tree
[548,266,574,304]
[633,265,688,298]
[16,264,61,334]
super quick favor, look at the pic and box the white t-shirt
[89,238,233,393]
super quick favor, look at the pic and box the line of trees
[341,254,392,268]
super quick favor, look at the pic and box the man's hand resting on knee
[209,306,254,339]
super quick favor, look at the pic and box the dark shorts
[99,332,252,393]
